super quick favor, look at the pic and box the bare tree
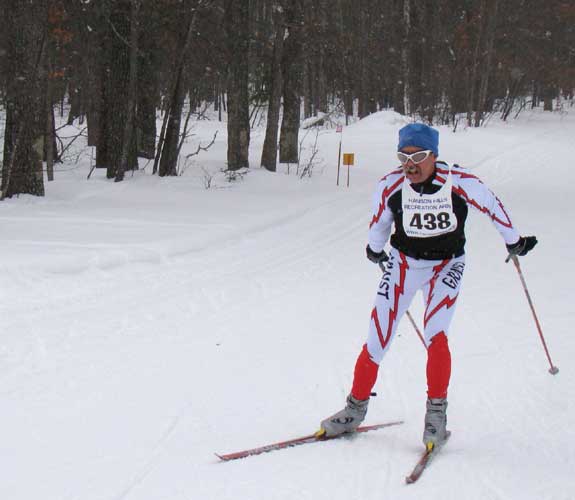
[279,0,304,164]
[260,1,285,172]
[473,0,499,126]
[96,0,138,178]
[115,0,140,182]
[224,0,251,170]
[155,2,206,177]
[1,0,47,199]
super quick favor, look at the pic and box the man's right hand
[366,245,388,264]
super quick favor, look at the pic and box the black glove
[366,245,388,264]
[506,236,538,258]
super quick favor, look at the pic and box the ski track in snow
[1,109,574,500]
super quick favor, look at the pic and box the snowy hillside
[1,108,574,500]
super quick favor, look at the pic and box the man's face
[399,146,436,184]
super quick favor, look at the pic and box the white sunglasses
[397,150,433,165]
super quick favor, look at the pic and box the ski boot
[317,394,369,438]
[422,398,448,451]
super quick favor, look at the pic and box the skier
[318,123,537,450]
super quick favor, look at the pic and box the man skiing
[318,123,537,450]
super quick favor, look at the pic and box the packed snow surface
[1,108,573,500]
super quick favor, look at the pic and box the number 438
[409,212,451,230]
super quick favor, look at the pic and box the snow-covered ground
[1,107,574,500]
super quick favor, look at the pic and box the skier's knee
[428,331,449,351]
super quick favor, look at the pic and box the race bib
[401,167,457,238]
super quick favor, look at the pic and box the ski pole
[405,310,427,348]
[378,261,427,349]
[508,254,559,375]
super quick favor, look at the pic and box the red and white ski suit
[351,163,520,401]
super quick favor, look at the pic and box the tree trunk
[317,63,327,114]
[86,19,102,148]
[137,87,157,159]
[399,0,411,116]
[466,0,486,126]
[154,3,202,175]
[96,0,136,178]
[67,78,82,125]
[135,1,158,160]
[95,72,110,169]
[225,0,251,170]
[45,81,55,182]
[116,0,140,182]
[260,2,285,172]
[279,0,304,164]
[474,0,499,127]
[158,70,186,176]
[44,22,60,172]
[358,4,370,118]
[542,85,555,111]
[1,0,46,199]
[302,61,313,118]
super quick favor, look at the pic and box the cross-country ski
[405,431,451,484]
[216,421,403,461]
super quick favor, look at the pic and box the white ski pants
[365,248,465,363]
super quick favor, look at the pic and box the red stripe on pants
[426,332,451,399]
[351,344,379,400]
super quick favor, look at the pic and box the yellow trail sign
[343,153,355,166]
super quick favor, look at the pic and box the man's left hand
[506,236,538,259]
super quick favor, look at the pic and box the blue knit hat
[398,123,439,157]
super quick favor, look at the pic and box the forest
[0,0,573,198]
